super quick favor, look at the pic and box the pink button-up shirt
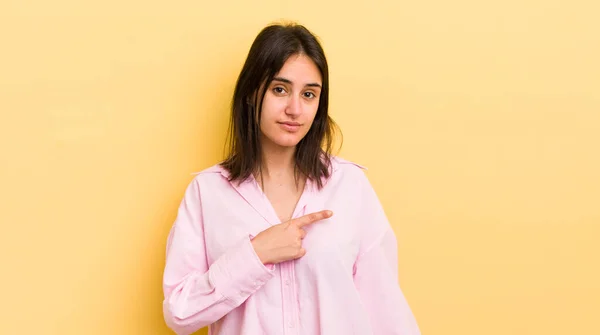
[162,157,420,335]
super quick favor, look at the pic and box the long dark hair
[222,22,340,189]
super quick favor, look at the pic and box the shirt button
[288,322,294,328]
[285,279,291,286]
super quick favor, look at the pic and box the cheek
[305,104,319,123]
[311,105,319,119]
[259,99,278,126]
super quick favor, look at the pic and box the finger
[299,228,307,239]
[295,210,333,228]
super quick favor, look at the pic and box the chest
[200,180,363,271]
[263,181,304,223]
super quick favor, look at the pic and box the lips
[279,121,301,126]
[278,121,302,132]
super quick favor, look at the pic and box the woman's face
[258,54,322,150]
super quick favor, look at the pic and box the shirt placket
[282,184,312,335]
[280,261,299,334]
[251,178,313,335]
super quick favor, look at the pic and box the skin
[250,53,333,265]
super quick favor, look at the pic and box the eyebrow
[273,77,322,88]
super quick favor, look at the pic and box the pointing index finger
[295,210,333,228]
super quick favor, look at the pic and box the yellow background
[1,0,599,334]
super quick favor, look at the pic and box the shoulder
[189,162,230,183]
[330,156,368,173]
[328,156,370,185]
[192,163,227,175]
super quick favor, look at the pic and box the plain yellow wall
[1,0,599,334]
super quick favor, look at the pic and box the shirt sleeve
[353,172,421,334]
[162,177,276,335]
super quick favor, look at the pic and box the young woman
[162,23,420,335]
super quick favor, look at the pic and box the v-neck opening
[252,175,313,224]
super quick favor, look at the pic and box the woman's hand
[251,210,333,265]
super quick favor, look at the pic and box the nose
[285,94,302,117]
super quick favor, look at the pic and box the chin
[273,139,301,148]
[268,134,304,148]
[262,128,308,148]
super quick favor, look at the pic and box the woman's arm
[353,228,421,334]
[162,178,275,335]
[353,172,421,334]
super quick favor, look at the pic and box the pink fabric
[162,157,420,335]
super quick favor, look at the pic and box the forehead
[275,54,322,84]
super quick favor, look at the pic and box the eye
[303,91,316,99]
[273,86,286,94]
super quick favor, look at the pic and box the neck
[259,142,297,180]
